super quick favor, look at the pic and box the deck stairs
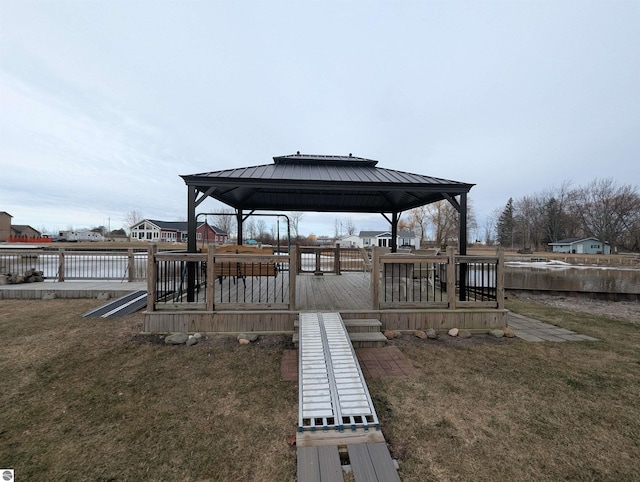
[293,316,387,348]
[296,312,401,481]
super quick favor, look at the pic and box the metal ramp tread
[298,312,380,433]
[82,290,147,318]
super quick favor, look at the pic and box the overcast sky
[1,0,638,238]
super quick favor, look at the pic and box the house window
[197,233,202,240]
[147,232,152,240]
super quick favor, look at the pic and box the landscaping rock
[186,335,198,346]
[448,328,459,337]
[459,330,472,339]
[426,328,438,339]
[383,330,397,340]
[502,327,516,338]
[413,330,428,339]
[165,332,189,344]
[237,333,258,343]
[238,338,251,345]
[489,329,505,338]
[193,332,203,339]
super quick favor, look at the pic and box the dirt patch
[129,332,294,349]
[388,332,519,347]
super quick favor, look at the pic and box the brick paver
[281,346,419,381]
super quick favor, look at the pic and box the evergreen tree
[496,198,514,248]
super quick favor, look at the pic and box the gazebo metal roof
[180,153,474,213]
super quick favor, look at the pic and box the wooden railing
[371,247,505,310]
[0,247,147,281]
[147,244,297,312]
[296,244,369,274]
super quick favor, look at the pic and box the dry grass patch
[0,300,297,481]
[2,297,639,481]
[374,299,640,481]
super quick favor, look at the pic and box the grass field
[1,298,638,481]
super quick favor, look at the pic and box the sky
[1,0,638,239]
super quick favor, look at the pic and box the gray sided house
[549,237,611,255]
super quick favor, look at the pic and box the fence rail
[147,245,296,311]
[373,248,505,310]
[146,245,505,312]
[0,248,148,281]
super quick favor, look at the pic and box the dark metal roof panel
[181,153,473,213]
[185,163,470,186]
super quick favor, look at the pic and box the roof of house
[11,224,40,235]
[359,230,416,238]
[548,237,607,246]
[181,153,474,213]
[136,219,227,235]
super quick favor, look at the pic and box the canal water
[506,261,640,295]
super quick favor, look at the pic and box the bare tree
[123,210,143,232]
[540,181,574,245]
[569,178,640,250]
[428,202,455,245]
[256,219,267,239]
[289,212,304,240]
[344,217,357,236]
[212,207,235,237]
[406,206,429,247]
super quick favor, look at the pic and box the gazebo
[181,153,474,253]
[142,153,506,334]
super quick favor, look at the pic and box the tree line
[493,178,639,252]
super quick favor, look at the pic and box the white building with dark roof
[129,219,228,244]
[341,230,419,249]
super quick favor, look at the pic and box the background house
[11,224,42,239]
[549,237,611,254]
[1,212,44,242]
[129,219,228,244]
[0,212,12,241]
[341,230,420,249]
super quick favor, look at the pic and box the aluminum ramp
[82,290,147,318]
[298,312,380,433]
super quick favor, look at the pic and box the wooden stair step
[293,331,387,347]
[343,318,383,333]
[348,332,388,348]
[294,318,382,333]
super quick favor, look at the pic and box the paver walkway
[508,312,599,342]
[281,346,418,382]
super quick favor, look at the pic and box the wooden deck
[297,273,370,311]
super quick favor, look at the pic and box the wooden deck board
[317,446,344,482]
[297,273,371,311]
[347,443,401,482]
[297,445,344,482]
[347,444,378,481]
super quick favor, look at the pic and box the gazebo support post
[391,212,399,253]
[459,192,468,301]
[236,209,243,245]
[187,185,197,301]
